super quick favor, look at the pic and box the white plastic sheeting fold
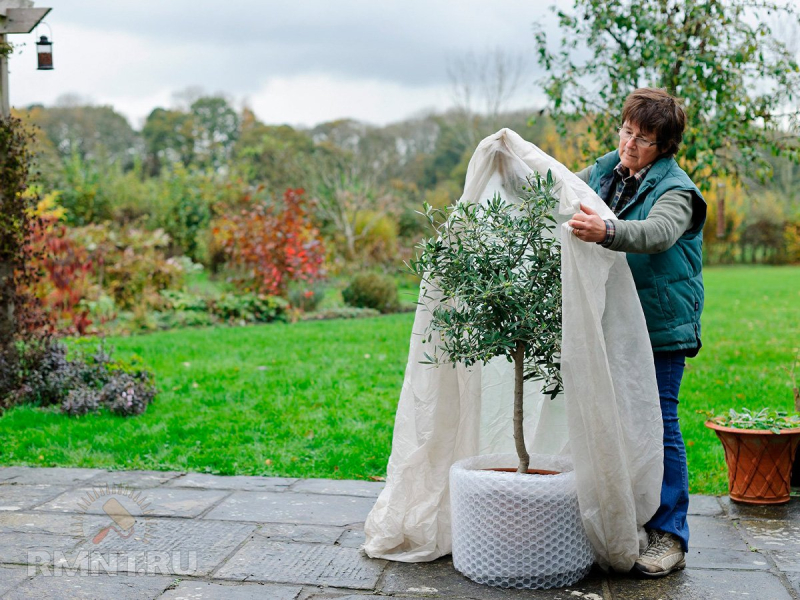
[363,129,663,572]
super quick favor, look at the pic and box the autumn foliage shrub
[27,192,98,335]
[214,188,325,296]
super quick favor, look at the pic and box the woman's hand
[568,204,606,243]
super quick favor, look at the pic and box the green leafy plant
[703,408,800,434]
[410,172,562,473]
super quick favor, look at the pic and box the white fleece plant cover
[363,129,663,572]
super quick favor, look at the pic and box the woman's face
[618,120,660,174]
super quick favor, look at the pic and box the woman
[568,87,706,578]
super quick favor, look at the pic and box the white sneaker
[633,530,686,577]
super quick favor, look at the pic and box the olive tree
[534,0,800,188]
[410,172,562,474]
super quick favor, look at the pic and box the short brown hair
[621,88,686,157]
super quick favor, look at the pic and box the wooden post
[0,33,9,118]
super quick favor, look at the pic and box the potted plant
[410,173,594,589]
[705,398,800,504]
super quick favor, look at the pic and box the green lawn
[0,266,798,494]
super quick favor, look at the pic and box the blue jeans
[645,351,690,552]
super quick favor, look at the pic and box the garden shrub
[210,293,288,323]
[154,164,213,262]
[57,152,112,226]
[71,223,187,310]
[214,187,325,296]
[28,191,99,335]
[159,290,209,312]
[287,281,326,312]
[342,272,399,313]
[0,338,157,417]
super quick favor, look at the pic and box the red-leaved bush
[214,188,325,296]
[27,198,98,335]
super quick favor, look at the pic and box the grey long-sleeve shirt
[575,165,695,254]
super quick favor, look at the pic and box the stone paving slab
[686,515,749,550]
[607,569,795,599]
[214,538,386,589]
[336,529,365,549]
[0,565,30,596]
[718,496,800,520]
[73,518,257,577]
[0,531,81,564]
[167,473,296,492]
[1,467,798,599]
[773,550,800,572]
[159,580,303,599]
[204,491,375,526]
[289,478,385,498]
[0,511,107,536]
[298,593,420,600]
[2,571,173,600]
[0,467,104,486]
[685,546,771,570]
[34,486,230,518]
[687,494,723,516]
[0,484,70,511]
[254,522,345,544]
[738,518,800,552]
[84,470,184,489]
[788,572,800,595]
[379,557,609,599]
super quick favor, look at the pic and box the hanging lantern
[36,35,53,70]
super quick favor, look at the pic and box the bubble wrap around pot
[450,453,595,589]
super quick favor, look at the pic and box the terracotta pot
[705,420,800,505]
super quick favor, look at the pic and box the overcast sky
[6,0,575,130]
[7,1,799,131]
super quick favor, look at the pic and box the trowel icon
[92,498,136,544]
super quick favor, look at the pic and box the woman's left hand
[568,204,606,243]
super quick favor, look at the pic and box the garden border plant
[0,116,158,418]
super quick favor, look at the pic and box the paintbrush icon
[92,498,136,544]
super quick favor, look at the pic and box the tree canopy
[535,0,800,188]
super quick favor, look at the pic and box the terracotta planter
[705,420,800,505]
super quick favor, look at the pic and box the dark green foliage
[411,172,563,396]
[342,273,400,314]
[209,293,288,324]
[57,152,112,225]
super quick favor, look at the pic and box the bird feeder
[36,35,52,70]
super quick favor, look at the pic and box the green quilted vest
[587,150,707,355]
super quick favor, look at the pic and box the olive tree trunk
[513,340,530,473]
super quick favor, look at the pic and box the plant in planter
[704,403,800,505]
[410,172,594,589]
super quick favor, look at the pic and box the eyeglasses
[618,127,659,149]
